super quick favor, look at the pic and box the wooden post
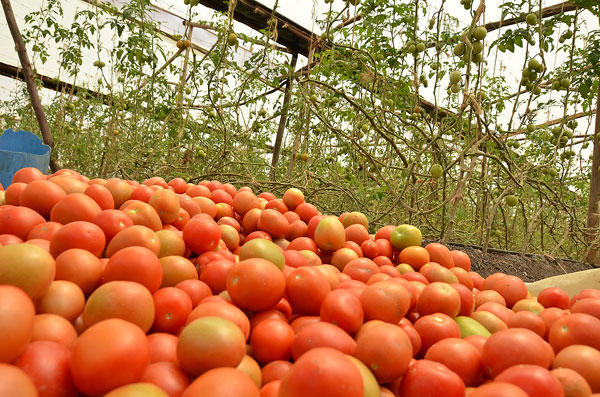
[586,83,600,263]
[1,0,58,172]
[270,52,298,179]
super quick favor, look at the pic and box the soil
[440,241,599,283]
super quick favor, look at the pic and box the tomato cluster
[0,167,600,397]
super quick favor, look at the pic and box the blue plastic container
[0,129,51,188]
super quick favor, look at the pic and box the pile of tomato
[0,167,599,397]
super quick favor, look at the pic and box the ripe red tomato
[102,246,163,293]
[413,313,461,355]
[417,282,461,317]
[152,287,193,334]
[250,319,294,364]
[0,285,35,363]
[226,258,286,311]
[0,362,38,397]
[285,266,331,315]
[291,321,356,360]
[15,340,77,397]
[537,287,570,309]
[548,313,600,352]
[49,221,106,258]
[70,318,150,396]
[261,360,293,385]
[360,280,411,323]
[183,217,221,254]
[0,205,46,240]
[278,347,363,397]
[398,359,465,397]
[481,328,554,378]
[181,367,259,397]
[495,364,564,397]
[469,382,529,397]
[424,337,483,386]
[30,313,78,349]
[140,361,191,397]
[320,288,364,335]
[83,280,155,333]
[353,322,413,382]
[147,333,179,365]
[553,344,600,392]
[50,193,102,224]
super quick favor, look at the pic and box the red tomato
[451,283,475,316]
[27,221,62,241]
[140,361,191,397]
[83,280,155,332]
[450,250,471,271]
[49,221,106,258]
[261,360,293,385]
[181,367,259,397]
[320,288,364,335]
[50,193,102,224]
[102,246,163,293]
[0,205,46,240]
[353,322,413,382]
[70,318,150,396]
[490,275,528,308]
[15,341,76,397]
[553,344,600,393]
[54,248,104,295]
[398,359,465,397]
[424,243,454,269]
[507,310,546,337]
[250,319,295,364]
[175,279,212,307]
[30,314,78,349]
[360,280,411,323]
[424,338,483,386]
[481,328,554,378]
[0,285,35,363]
[571,298,600,320]
[571,289,600,307]
[495,364,564,397]
[226,258,286,311]
[92,210,134,243]
[84,184,115,210]
[199,258,235,294]
[291,321,356,359]
[147,333,179,365]
[417,282,461,317]
[183,217,221,254]
[152,287,193,334]
[35,280,85,322]
[469,382,529,397]
[549,313,600,352]
[20,180,67,218]
[0,363,38,396]
[285,267,331,315]
[537,287,570,309]
[550,367,593,397]
[105,225,160,257]
[413,313,461,355]
[343,257,380,283]
[278,347,363,397]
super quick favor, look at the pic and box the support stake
[1,0,58,172]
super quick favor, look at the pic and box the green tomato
[472,26,487,41]
[505,195,518,207]
[526,13,538,26]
